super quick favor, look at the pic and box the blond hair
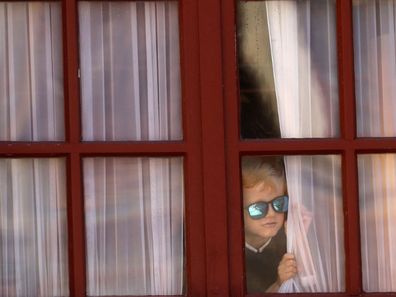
[241,156,286,189]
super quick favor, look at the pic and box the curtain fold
[0,2,64,141]
[354,1,396,291]
[0,3,68,296]
[79,3,185,295]
[354,0,396,137]
[266,0,344,292]
[0,158,68,297]
[83,157,184,296]
[279,155,344,292]
[358,154,396,292]
[266,0,339,139]
[79,1,182,141]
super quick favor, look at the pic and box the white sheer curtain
[0,158,69,297]
[358,154,396,292]
[0,2,64,141]
[78,1,182,141]
[354,1,396,291]
[280,155,344,292]
[353,0,396,292]
[0,2,68,295]
[266,0,345,292]
[79,2,185,295]
[83,157,184,296]
[266,0,339,138]
[354,0,396,137]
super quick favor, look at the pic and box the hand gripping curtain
[265,0,345,292]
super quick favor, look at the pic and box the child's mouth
[263,222,277,227]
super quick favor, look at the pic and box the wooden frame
[223,0,396,297]
[0,1,208,296]
[2,0,396,296]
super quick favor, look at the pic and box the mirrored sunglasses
[245,195,289,220]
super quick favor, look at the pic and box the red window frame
[2,0,396,296]
[223,0,396,297]
[0,0,208,296]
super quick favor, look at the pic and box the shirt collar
[245,238,272,253]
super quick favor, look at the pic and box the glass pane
[358,154,396,291]
[241,155,344,293]
[0,2,64,141]
[353,0,396,137]
[79,2,182,141]
[0,158,69,296]
[83,157,185,296]
[238,0,339,139]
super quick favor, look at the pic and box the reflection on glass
[358,154,396,291]
[238,0,339,139]
[0,2,64,141]
[0,158,69,296]
[83,157,184,296]
[353,0,396,137]
[242,155,344,293]
[79,1,182,141]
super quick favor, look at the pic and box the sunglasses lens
[272,195,288,213]
[248,202,268,219]
[246,196,288,219]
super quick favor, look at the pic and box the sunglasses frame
[244,195,289,220]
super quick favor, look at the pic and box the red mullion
[66,153,86,297]
[179,0,207,296]
[246,292,396,297]
[63,0,81,144]
[222,0,245,295]
[76,293,183,296]
[360,292,396,297]
[78,0,172,2]
[62,0,86,296]
[248,294,359,297]
[342,149,361,295]
[76,142,186,154]
[0,142,187,154]
[247,294,376,297]
[197,0,230,295]
[336,0,362,295]
[354,139,396,152]
[240,138,396,155]
[337,0,356,141]
[4,0,54,1]
[239,139,346,154]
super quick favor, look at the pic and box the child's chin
[262,226,281,237]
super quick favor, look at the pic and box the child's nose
[265,204,277,216]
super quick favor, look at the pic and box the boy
[242,156,297,293]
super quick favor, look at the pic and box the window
[225,0,396,295]
[237,1,344,293]
[1,0,396,296]
[0,1,206,296]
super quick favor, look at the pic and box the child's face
[243,178,285,247]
